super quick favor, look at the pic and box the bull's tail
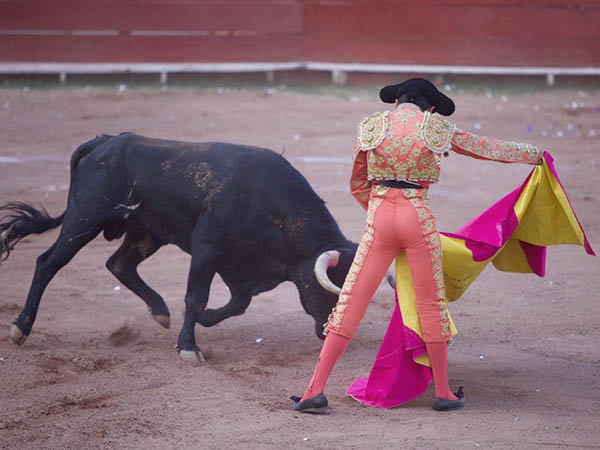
[1,134,116,263]
[0,203,65,263]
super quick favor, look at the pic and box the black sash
[375,180,423,189]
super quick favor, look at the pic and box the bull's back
[110,135,315,208]
[73,133,316,208]
[71,134,331,251]
[120,136,300,202]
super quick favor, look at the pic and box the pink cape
[346,292,432,408]
[346,153,594,407]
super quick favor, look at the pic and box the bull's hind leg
[106,222,170,329]
[196,284,251,327]
[11,214,101,345]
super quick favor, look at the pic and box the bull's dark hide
[0,133,359,360]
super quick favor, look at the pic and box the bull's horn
[314,250,342,295]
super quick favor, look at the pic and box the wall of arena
[1,0,598,72]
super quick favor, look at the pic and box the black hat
[379,78,455,116]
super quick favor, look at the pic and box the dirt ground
[0,81,599,450]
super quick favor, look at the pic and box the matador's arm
[421,111,541,165]
[451,128,541,165]
[349,143,371,211]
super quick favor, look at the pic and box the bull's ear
[323,245,355,287]
[340,245,358,266]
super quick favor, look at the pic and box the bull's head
[304,246,395,339]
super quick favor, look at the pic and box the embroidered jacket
[350,103,541,210]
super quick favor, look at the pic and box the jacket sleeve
[349,143,371,211]
[451,128,541,165]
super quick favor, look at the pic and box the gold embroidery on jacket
[324,186,390,335]
[358,111,390,151]
[356,105,445,184]
[454,129,540,163]
[358,105,460,187]
[367,139,441,183]
[422,112,456,154]
[405,190,451,340]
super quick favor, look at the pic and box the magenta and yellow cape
[346,153,595,408]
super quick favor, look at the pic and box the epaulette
[421,111,456,154]
[357,111,389,151]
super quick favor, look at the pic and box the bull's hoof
[152,314,170,329]
[178,349,206,364]
[386,273,396,289]
[10,324,27,346]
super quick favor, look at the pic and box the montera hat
[379,78,455,116]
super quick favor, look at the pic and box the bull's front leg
[12,217,101,345]
[177,239,220,363]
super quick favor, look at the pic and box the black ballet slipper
[432,386,466,411]
[290,393,329,414]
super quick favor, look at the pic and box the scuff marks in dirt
[44,393,115,415]
[0,302,20,314]
[257,350,303,368]
[108,324,140,347]
[25,353,122,388]
[208,359,275,382]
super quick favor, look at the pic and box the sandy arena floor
[0,83,599,449]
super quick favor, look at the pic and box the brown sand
[0,84,599,449]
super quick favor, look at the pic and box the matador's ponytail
[396,86,434,113]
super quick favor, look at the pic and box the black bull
[0,133,387,361]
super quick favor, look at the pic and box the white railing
[2,61,599,86]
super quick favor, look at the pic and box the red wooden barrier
[303,1,600,66]
[0,0,304,62]
[0,0,599,66]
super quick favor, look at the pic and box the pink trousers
[324,186,451,343]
